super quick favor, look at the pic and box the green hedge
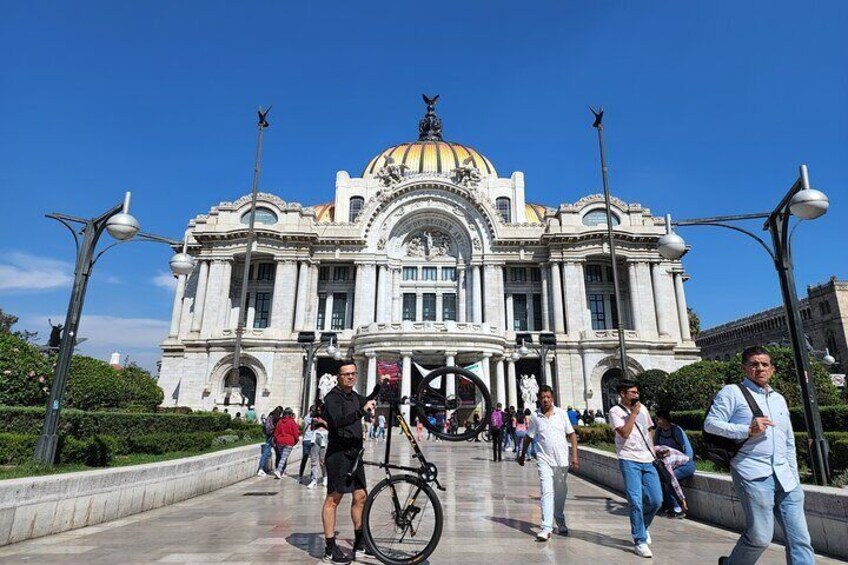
[671,405,848,434]
[0,406,234,438]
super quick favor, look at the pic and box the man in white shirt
[518,385,579,542]
[609,379,662,559]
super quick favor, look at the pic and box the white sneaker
[273,471,282,479]
[281,471,288,478]
[646,530,652,545]
[535,530,552,542]
[306,480,318,489]
[322,477,328,487]
[257,470,267,477]
[634,543,653,558]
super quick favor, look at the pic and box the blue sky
[1,1,846,370]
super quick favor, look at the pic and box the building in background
[157,98,699,416]
[697,277,847,383]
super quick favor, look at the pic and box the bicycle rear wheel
[362,474,443,565]
[415,366,492,441]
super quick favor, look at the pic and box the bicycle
[358,365,492,565]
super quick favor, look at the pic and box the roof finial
[418,94,443,141]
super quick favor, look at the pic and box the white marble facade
[158,100,699,417]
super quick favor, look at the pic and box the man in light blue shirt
[704,346,814,565]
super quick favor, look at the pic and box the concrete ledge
[575,446,848,560]
[0,442,286,546]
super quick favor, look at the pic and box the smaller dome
[313,202,335,223]
[525,203,547,224]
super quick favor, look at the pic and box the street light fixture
[514,332,558,404]
[657,164,833,485]
[34,192,194,466]
[297,331,339,416]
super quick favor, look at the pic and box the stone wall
[0,443,294,547]
[574,446,848,560]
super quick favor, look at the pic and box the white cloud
[152,271,177,290]
[0,252,72,292]
[103,275,124,285]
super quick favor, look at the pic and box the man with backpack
[490,402,506,462]
[704,346,814,565]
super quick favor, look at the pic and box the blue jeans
[537,460,569,533]
[514,430,526,454]
[662,461,695,511]
[619,459,662,544]
[257,438,273,471]
[727,470,814,565]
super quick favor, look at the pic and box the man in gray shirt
[705,345,814,564]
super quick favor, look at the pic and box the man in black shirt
[320,360,384,564]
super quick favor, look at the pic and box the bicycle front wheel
[415,365,492,441]
[362,474,443,565]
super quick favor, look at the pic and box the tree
[635,369,668,408]
[120,363,164,410]
[0,332,53,406]
[659,360,732,411]
[65,355,124,410]
[0,308,38,344]
[688,307,701,338]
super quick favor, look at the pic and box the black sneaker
[323,544,351,564]
[668,510,686,519]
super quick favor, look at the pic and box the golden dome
[363,94,496,179]
[525,203,547,224]
[363,141,496,178]
[313,202,335,223]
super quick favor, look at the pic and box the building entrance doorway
[601,367,622,413]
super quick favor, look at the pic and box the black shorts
[325,448,366,494]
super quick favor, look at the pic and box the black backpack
[702,383,763,469]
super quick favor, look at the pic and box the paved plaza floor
[0,435,840,564]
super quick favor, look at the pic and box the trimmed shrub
[575,425,614,444]
[635,369,668,407]
[60,436,113,467]
[0,433,38,465]
[65,355,124,410]
[0,406,233,437]
[671,404,848,434]
[119,365,164,412]
[0,333,53,407]
[658,360,730,411]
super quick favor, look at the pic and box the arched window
[582,209,620,227]
[496,197,511,223]
[349,196,364,222]
[240,207,277,225]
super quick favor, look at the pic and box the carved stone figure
[48,319,63,349]
[419,94,443,141]
[375,155,409,187]
[318,373,338,401]
[405,230,451,259]
[451,157,482,188]
[520,374,539,407]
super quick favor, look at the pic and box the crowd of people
[250,344,814,564]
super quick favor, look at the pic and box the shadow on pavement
[286,532,328,559]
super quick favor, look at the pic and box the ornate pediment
[405,229,452,259]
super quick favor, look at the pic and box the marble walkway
[0,435,840,564]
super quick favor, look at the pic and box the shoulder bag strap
[736,383,764,419]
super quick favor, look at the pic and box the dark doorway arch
[601,368,622,413]
[238,366,258,407]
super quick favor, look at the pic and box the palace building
[157,97,699,417]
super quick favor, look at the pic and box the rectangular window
[422,267,438,281]
[533,293,543,330]
[530,268,541,282]
[511,267,527,282]
[316,293,327,330]
[422,293,437,321]
[333,266,350,281]
[255,263,274,281]
[443,293,457,321]
[441,267,457,281]
[402,293,417,321]
[586,265,603,282]
[319,266,330,281]
[589,294,606,330]
[513,294,528,331]
[403,267,418,281]
[331,293,347,330]
[253,292,271,328]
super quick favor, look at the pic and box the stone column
[270,260,297,332]
[168,274,187,338]
[306,263,320,330]
[495,358,506,407]
[293,260,310,330]
[190,260,209,333]
[366,352,377,393]
[550,262,566,333]
[415,292,423,322]
[457,267,467,323]
[354,263,377,329]
[495,266,506,331]
[391,267,401,323]
[526,293,534,331]
[246,295,256,330]
[505,293,514,333]
[345,291,354,329]
[217,260,233,331]
[324,293,334,331]
[376,265,388,323]
[652,262,671,337]
[445,352,456,400]
[435,293,443,322]
[507,358,517,409]
[541,264,551,331]
[674,272,692,342]
[401,352,412,422]
[472,265,483,323]
[563,262,588,336]
[480,354,492,412]
[636,262,658,337]
[628,262,644,334]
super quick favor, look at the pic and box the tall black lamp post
[657,164,832,485]
[297,331,340,417]
[34,193,195,465]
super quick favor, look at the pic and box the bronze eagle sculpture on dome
[419,94,443,140]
